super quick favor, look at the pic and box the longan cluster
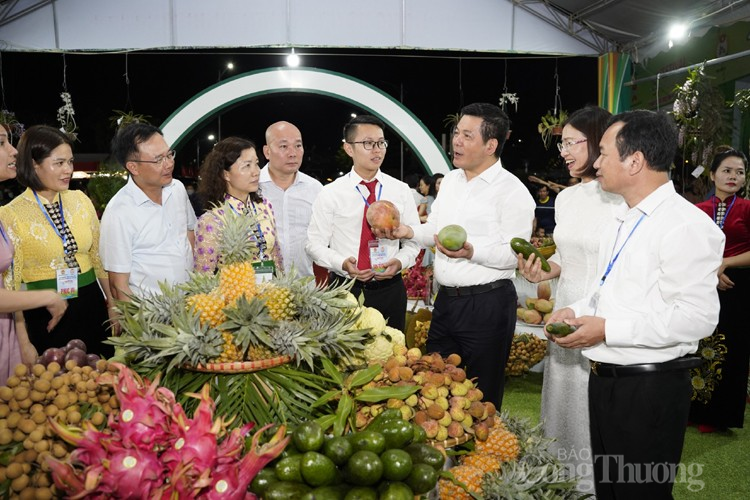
[0,360,117,498]
[505,333,548,377]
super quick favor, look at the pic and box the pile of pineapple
[110,205,371,371]
[438,413,580,499]
[439,417,520,499]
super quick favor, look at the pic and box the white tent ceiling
[1,0,747,58]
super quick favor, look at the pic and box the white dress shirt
[100,177,197,297]
[306,168,421,276]
[411,159,535,287]
[570,182,725,365]
[259,165,323,277]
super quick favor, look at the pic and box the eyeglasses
[557,138,587,153]
[347,140,389,150]
[130,150,177,165]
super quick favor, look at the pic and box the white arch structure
[161,67,451,175]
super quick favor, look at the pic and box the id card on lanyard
[355,177,387,272]
[252,260,275,284]
[34,192,79,299]
[590,212,646,312]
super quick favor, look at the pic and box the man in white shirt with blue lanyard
[306,115,420,332]
[377,103,535,409]
[545,110,725,498]
[260,121,322,278]
[100,123,197,301]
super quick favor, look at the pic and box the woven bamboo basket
[537,244,556,259]
[428,433,472,449]
[184,355,293,373]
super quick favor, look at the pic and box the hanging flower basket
[537,110,568,149]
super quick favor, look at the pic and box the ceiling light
[668,23,688,41]
[286,48,300,67]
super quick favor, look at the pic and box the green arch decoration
[160,67,451,175]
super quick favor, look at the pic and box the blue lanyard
[600,213,646,286]
[0,222,8,245]
[354,181,383,206]
[33,191,69,252]
[712,195,736,230]
[226,196,268,259]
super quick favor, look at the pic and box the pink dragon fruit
[48,363,288,498]
[105,363,175,449]
[97,444,165,499]
[48,418,112,465]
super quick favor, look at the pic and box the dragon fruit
[106,363,174,449]
[47,363,289,499]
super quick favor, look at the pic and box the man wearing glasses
[306,115,420,332]
[100,123,197,301]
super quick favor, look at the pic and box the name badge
[56,268,78,299]
[252,260,275,284]
[588,290,600,314]
[369,240,389,273]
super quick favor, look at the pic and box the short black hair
[111,122,164,169]
[607,110,677,172]
[458,103,511,158]
[404,173,419,189]
[16,125,74,192]
[343,115,385,143]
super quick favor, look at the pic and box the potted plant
[537,109,568,150]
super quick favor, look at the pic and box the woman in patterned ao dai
[0,126,114,359]
[194,137,282,274]
[517,107,625,494]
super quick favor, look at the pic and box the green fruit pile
[254,415,445,499]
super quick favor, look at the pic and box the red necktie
[358,180,378,270]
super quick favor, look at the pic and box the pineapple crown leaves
[179,271,220,295]
[480,459,580,499]
[212,203,262,265]
[269,320,326,370]
[499,410,557,464]
[107,285,191,364]
[220,295,277,353]
[145,308,224,371]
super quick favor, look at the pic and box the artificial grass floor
[503,372,750,499]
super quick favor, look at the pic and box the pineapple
[258,283,296,321]
[475,425,521,462]
[186,292,227,329]
[247,344,277,361]
[439,465,484,500]
[214,206,261,303]
[462,453,503,473]
[214,332,243,362]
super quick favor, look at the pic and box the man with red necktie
[306,115,420,332]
